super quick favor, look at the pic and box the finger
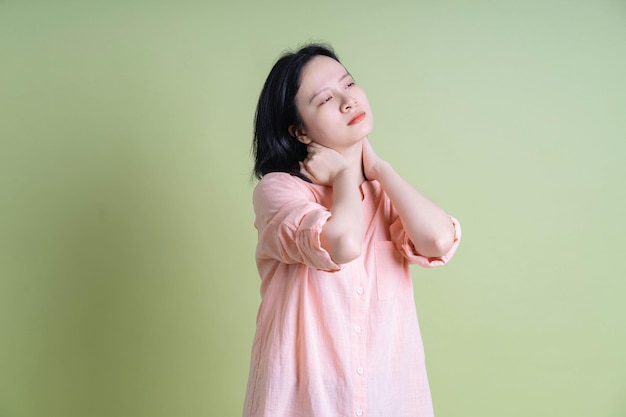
[299,161,313,179]
[307,146,323,157]
[363,138,377,157]
[307,143,321,153]
[307,142,328,151]
[301,164,321,185]
[362,137,372,151]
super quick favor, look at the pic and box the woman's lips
[348,112,366,125]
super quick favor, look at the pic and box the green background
[1,1,625,416]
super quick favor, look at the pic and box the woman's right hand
[300,142,351,186]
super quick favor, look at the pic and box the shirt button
[355,325,362,334]
[357,367,364,375]
[357,287,364,295]
[356,409,363,416]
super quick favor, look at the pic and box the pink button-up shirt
[243,172,461,417]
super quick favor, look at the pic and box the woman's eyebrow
[309,72,352,103]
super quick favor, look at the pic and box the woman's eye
[346,81,355,88]
[321,96,332,105]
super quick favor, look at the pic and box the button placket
[351,272,368,417]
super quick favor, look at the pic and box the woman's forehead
[299,56,348,93]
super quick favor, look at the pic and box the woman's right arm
[300,143,364,264]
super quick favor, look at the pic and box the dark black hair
[252,43,341,180]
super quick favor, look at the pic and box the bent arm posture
[362,138,456,258]
[300,142,364,264]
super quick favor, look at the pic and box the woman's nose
[341,96,357,112]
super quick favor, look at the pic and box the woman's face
[293,55,373,151]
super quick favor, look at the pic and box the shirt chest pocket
[375,241,409,300]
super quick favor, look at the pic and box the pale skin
[291,56,455,264]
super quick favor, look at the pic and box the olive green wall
[1,1,625,416]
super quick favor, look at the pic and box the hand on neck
[337,140,367,184]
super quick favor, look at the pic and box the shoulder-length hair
[252,43,341,180]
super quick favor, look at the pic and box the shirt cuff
[392,216,461,268]
[296,210,342,272]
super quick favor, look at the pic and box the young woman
[244,43,461,417]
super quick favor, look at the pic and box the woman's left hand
[362,137,387,181]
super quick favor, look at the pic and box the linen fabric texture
[243,172,461,417]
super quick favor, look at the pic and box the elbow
[413,239,451,259]
[430,235,455,258]
[413,229,455,259]
[329,237,362,264]
[429,220,457,257]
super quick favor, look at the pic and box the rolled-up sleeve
[390,215,462,268]
[253,173,340,271]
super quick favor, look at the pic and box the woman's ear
[288,125,311,144]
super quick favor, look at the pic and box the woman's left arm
[362,138,456,258]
